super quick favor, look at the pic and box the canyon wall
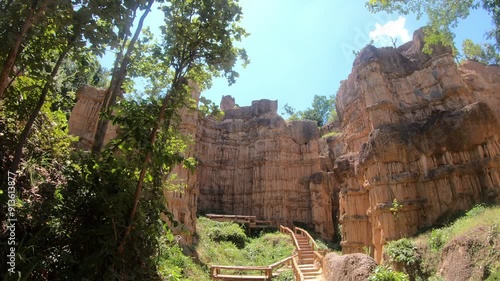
[67,28,500,257]
[68,86,119,149]
[195,99,336,240]
[334,29,500,262]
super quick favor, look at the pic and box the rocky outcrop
[322,252,377,281]
[68,86,119,149]
[334,28,500,262]
[195,99,336,240]
[439,226,500,281]
[220,95,236,110]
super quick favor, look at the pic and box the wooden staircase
[207,214,325,281]
[280,225,324,281]
[296,235,323,280]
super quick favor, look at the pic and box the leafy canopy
[283,94,337,127]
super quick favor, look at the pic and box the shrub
[275,269,294,281]
[486,267,500,281]
[385,238,423,281]
[466,204,487,218]
[429,229,448,251]
[369,265,409,281]
[385,239,418,266]
[204,220,248,248]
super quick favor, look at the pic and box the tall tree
[282,94,336,127]
[6,0,140,175]
[92,0,156,152]
[119,0,248,251]
[0,0,53,99]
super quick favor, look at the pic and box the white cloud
[369,17,412,47]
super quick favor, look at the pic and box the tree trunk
[118,72,185,253]
[0,0,51,99]
[92,0,154,152]
[9,41,71,176]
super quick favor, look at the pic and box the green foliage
[386,238,418,266]
[199,96,224,119]
[462,39,500,64]
[275,270,294,281]
[486,268,500,281]
[409,204,500,281]
[385,238,425,280]
[390,199,404,219]
[1,0,249,280]
[204,220,248,249]
[196,217,294,267]
[366,0,500,62]
[157,231,210,281]
[321,131,342,139]
[428,229,448,251]
[282,94,337,126]
[369,265,409,281]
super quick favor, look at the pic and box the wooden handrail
[211,265,269,270]
[294,226,319,251]
[210,254,296,280]
[268,255,292,269]
[279,225,301,253]
[291,255,305,281]
[314,251,324,268]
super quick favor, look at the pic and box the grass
[321,131,341,138]
[155,217,296,280]
[195,217,295,267]
[390,204,500,280]
[414,204,500,248]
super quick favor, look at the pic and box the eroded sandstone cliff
[68,86,119,148]
[333,29,500,262]
[67,28,500,259]
[195,99,335,240]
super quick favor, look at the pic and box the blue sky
[115,1,495,113]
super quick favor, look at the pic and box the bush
[385,239,418,266]
[385,238,423,281]
[275,269,294,281]
[466,204,487,218]
[369,266,409,281]
[204,220,248,248]
[429,229,448,251]
[486,267,500,281]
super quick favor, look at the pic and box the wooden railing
[279,225,301,255]
[291,255,305,281]
[295,226,319,252]
[210,254,296,280]
[206,214,273,228]
[314,251,325,269]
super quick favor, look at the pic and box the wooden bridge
[205,214,274,229]
[207,215,325,281]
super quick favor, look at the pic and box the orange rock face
[68,86,119,149]
[334,29,500,262]
[195,99,336,240]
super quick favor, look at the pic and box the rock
[68,86,119,149]
[163,82,201,245]
[334,27,500,262]
[439,226,500,281]
[322,252,377,281]
[220,95,236,110]
[195,98,335,240]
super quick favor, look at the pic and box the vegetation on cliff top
[367,0,500,64]
[381,204,500,281]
